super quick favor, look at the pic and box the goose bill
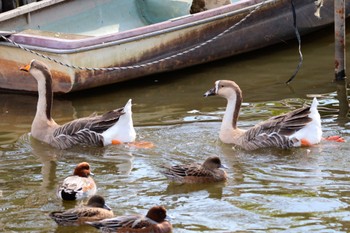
[20,64,31,72]
[203,87,216,97]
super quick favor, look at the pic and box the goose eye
[220,85,224,88]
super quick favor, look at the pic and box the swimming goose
[49,195,114,226]
[20,59,136,149]
[57,162,96,201]
[86,206,172,233]
[204,80,322,150]
[161,156,227,184]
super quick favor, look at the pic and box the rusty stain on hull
[0,59,72,93]
[0,0,349,93]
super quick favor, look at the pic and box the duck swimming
[204,80,323,150]
[49,195,114,226]
[20,59,136,149]
[161,156,227,184]
[57,162,96,201]
[86,206,172,233]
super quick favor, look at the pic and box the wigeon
[86,206,172,233]
[49,195,114,226]
[56,162,96,201]
[161,156,228,184]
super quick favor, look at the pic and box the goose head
[20,59,52,84]
[20,60,53,121]
[204,80,242,100]
[204,80,243,131]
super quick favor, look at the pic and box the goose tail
[291,97,322,146]
[102,99,136,145]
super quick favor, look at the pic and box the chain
[0,0,268,71]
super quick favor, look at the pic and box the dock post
[334,0,346,81]
[334,0,349,119]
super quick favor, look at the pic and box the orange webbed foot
[300,138,312,147]
[112,139,122,145]
[127,141,155,149]
[324,135,346,143]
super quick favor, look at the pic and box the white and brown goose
[204,80,323,150]
[20,59,136,149]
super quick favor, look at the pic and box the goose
[20,59,136,149]
[204,80,323,150]
[161,156,227,184]
[56,162,96,201]
[49,195,114,226]
[86,206,172,233]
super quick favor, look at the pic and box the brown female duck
[161,156,227,184]
[49,195,114,226]
[86,206,172,233]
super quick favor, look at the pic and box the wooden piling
[334,0,349,120]
[334,0,346,81]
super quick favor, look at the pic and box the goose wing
[51,108,124,149]
[241,106,312,150]
[54,108,124,135]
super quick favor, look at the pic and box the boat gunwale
[0,0,67,22]
[0,0,274,53]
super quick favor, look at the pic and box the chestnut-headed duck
[86,206,172,233]
[57,162,96,201]
[204,80,323,150]
[49,195,114,226]
[161,156,227,184]
[20,59,136,149]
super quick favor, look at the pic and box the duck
[86,206,172,233]
[56,162,96,201]
[161,156,227,184]
[20,59,136,149]
[204,80,323,150]
[49,195,114,226]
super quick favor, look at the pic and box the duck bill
[20,64,31,72]
[203,87,216,97]
[103,203,112,211]
[165,214,173,221]
[220,164,229,169]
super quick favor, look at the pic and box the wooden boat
[0,0,349,93]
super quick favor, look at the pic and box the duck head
[74,162,94,177]
[203,156,228,170]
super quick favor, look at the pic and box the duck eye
[220,85,224,88]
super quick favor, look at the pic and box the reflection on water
[0,24,350,232]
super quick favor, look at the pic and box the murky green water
[1,25,350,232]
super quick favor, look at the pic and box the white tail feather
[102,99,136,145]
[290,97,322,146]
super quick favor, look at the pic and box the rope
[285,0,303,84]
[0,0,268,71]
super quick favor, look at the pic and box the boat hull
[0,0,349,93]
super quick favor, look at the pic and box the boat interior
[0,0,234,37]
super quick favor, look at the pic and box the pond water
[0,24,350,232]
